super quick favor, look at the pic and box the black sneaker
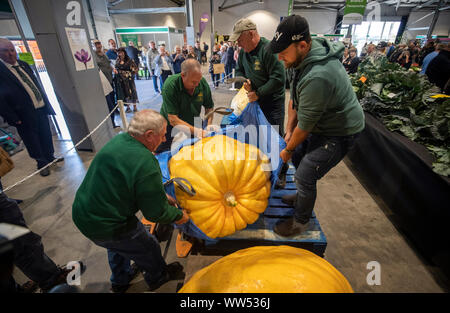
[147,262,184,291]
[111,283,130,293]
[39,167,50,177]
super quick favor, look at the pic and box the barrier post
[229,68,237,91]
[118,100,129,129]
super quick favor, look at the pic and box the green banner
[288,0,293,16]
[343,0,367,25]
[120,34,138,47]
[18,52,34,65]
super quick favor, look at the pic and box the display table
[346,112,450,277]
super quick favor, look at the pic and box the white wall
[404,10,450,40]
[0,19,20,37]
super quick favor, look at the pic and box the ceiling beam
[218,0,259,11]
[109,7,186,14]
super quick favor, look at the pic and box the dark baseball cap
[269,15,310,54]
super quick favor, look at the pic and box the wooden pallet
[189,166,328,257]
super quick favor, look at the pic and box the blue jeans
[150,69,159,93]
[211,73,220,87]
[92,222,167,287]
[0,192,61,291]
[292,133,360,224]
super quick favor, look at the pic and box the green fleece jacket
[72,133,182,240]
[291,38,365,136]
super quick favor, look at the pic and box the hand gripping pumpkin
[169,135,271,238]
[179,246,354,293]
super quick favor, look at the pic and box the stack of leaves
[350,57,450,177]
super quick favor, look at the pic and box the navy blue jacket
[0,60,55,126]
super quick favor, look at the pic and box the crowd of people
[94,39,242,121]
[340,39,450,94]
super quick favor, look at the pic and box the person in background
[420,43,442,75]
[225,42,235,81]
[106,39,118,64]
[154,45,174,91]
[141,46,149,80]
[186,45,197,59]
[343,48,360,74]
[219,45,227,83]
[182,44,188,56]
[203,42,209,58]
[386,42,395,59]
[72,110,189,293]
[0,38,63,177]
[172,45,185,74]
[125,41,140,80]
[397,50,412,69]
[146,41,160,95]
[209,45,221,89]
[194,41,202,64]
[418,40,435,66]
[201,42,208,65]
[426,43,450,94]
[93,40,119,128]
[342,47,349,63]
[115,47,139,113]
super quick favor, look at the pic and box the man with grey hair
[230,18,288,188]
[157,58,214,153]
[72,109,189,293]
[147,41,160,94]
[0,37,62,177]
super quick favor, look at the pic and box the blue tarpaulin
[156,102,286,242]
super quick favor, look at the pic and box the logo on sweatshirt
[254,59,261,71]
[197,92,203,102]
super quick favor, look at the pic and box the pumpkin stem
[224,191,237,207]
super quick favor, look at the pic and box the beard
[283,46,308,69]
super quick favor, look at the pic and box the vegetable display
[178,246,354,293]
[169,135,271,238]
[351,57,450,177]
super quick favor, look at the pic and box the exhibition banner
[343,0,367,25]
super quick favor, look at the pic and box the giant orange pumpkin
[169,135,271,238]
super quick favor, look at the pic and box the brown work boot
[281,193,297,206]
[273,217,309,237]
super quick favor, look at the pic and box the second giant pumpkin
[169,135,271,238]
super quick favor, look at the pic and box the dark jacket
[209,52,221,73]
[125,46,140,66]
[226,46,235,67]
[343,56,360,74]
[0,60,55,126]
[426,50,450,94]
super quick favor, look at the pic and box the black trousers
[260,97,285,137]
[0,192,61,291]
[15,108,55,169]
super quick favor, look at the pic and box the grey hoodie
[291,38,365,136]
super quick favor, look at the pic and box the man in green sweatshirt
[268,15,365,237]
[230,18,289,188]
[72,109,189,292]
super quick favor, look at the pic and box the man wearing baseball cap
[269,15,365,237]
[230,17,288,188]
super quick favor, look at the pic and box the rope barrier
[1,73,239,193]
